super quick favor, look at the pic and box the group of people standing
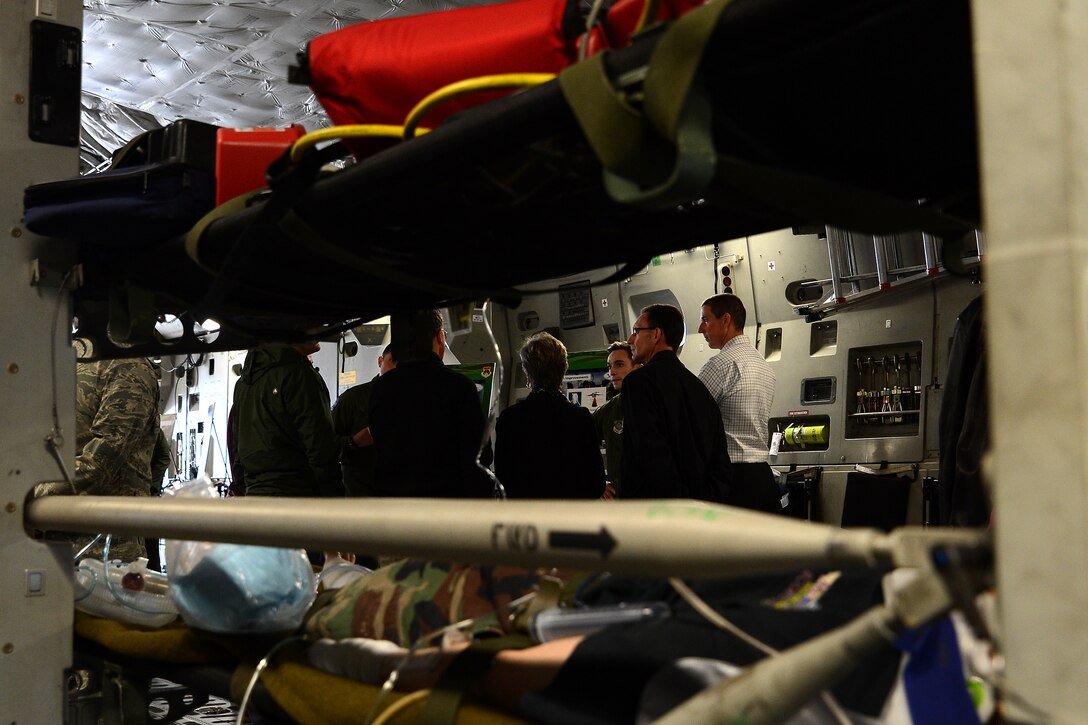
[229,294,781,513]
[44,291,775,576]
[60,293,779,568]
[230,309,493,505]
[491,293,781,513]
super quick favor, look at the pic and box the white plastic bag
[74,557,178,628]
[163,476,317,633]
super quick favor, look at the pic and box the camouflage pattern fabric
[305,560,540,647]
[71,358,161,561]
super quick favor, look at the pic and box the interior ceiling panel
[78,0,498,171]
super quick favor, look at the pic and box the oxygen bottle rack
[845,343,922,440]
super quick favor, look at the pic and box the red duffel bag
[305,0,583,133]
[301,0,709,143]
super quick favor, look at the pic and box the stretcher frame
[3,0,1087,721]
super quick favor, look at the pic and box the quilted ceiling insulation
[79,0,494,171]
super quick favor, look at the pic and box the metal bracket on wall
[30,259,81,288]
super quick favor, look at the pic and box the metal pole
[922,232,942,274]
[824,226,849,303]
[873,235,894,289]
[26,495,984,577]
[655,568,952,725]
[973,229,987,259]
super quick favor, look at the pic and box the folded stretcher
[45,0,977,359]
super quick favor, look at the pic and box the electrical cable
[632,0,661,34]
[365,618,476,725]
[46,266,77,493]
[514,259,650,297]
[364,591,537,725]
[712,243,720,294]
[235,635,309,725]
[73,534,104,562]
[473,301,506,499]
[402,73,556,140]
[368,689,431,725]
[206,416,231,486]
[668,577,853,725]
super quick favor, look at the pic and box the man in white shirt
[697,294,782,514]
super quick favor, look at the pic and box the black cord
[713,243,720,294]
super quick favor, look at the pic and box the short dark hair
[701,293,746,330]
[520,332,568,390]
[606,340,633,359]
[381,343,400,361]
[395,309,444,361]
[641,304,685,349]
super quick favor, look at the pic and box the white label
[769,431,783,457]
[601,298,609,308]
[767,260,777,271]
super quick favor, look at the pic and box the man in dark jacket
[331,343,398,496]
[620,304,733,503]
[369,310,493,498]
[230,342,345,498]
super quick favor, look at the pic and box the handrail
[26,494,985,578]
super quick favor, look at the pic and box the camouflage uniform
[72,358,161,561]
[305,560,540,646]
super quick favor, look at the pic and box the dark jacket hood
[240,345,305,384]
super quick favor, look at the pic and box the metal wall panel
[0,0,82,719]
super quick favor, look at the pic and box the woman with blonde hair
[494,332,605,498]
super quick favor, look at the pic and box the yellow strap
[403,73,557,139]
[289,124,428,164]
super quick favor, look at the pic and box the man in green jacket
[230,342,345,498]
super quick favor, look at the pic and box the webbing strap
[558,0,733,197]
[559,53,674,186]
[558,0,974,234]
[183,190,263,273]
[641,0,732,142]
[420,636,533,725]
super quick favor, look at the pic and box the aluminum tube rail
[654,605,902,725]
[922,231,941,273]
[654,565,955,724]
[873,235,894,288]
[973,229,987,258]
[25,496,984,578]
[824,226,849,303]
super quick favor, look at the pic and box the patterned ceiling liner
[78,0,499,170]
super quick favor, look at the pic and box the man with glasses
[619,304,733,502]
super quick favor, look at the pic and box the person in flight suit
[69,357,162,561]
[592,340,639,496]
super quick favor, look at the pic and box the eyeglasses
[630,326,658,335]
